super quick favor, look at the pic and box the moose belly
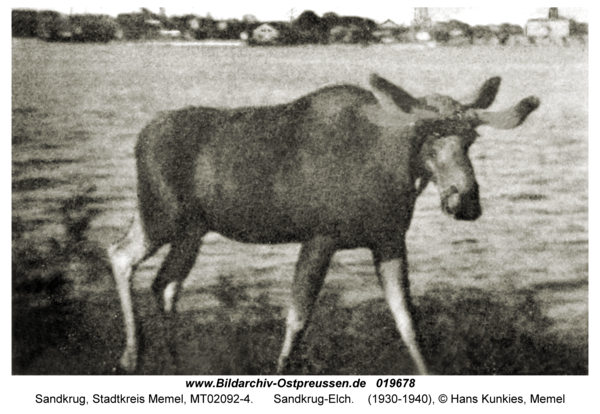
[198,184,403,247]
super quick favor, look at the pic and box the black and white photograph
[11,1,588,382]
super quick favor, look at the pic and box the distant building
[252,23,282,43]
[526,7,569,41]
[373,19,407,43]
[526,18,569,40]
[379,19,401,30]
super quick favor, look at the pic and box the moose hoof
[114,352,137,375]
[112,365,132,375]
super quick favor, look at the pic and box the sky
[11,2,589,27]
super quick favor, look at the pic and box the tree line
[12,8,588,44]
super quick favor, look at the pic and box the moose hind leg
[148,227,204,374]
[108,213,159,373]
[277,236,337,374]
[151,227,205,314]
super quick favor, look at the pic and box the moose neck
[358,103,435,196]
[409,134,432,196]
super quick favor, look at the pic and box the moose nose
[443,186,460,215]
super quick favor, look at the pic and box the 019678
[376,378,415,388]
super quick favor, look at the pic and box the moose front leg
[373,242,428,375]
[277,236,337,374]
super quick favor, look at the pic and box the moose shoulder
[109,74,540,375]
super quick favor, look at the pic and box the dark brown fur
[136,85,409,247]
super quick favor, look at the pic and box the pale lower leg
[377,259,428,375]
[277,307,306,373]
[108,216,154,373]
[163,281,178,313]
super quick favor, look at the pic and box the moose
[109,74,539,374]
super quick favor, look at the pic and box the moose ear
[369,73,421,113]
[477,96,540,129]
[463,77,502,110]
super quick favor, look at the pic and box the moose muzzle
[441,184,481,221]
